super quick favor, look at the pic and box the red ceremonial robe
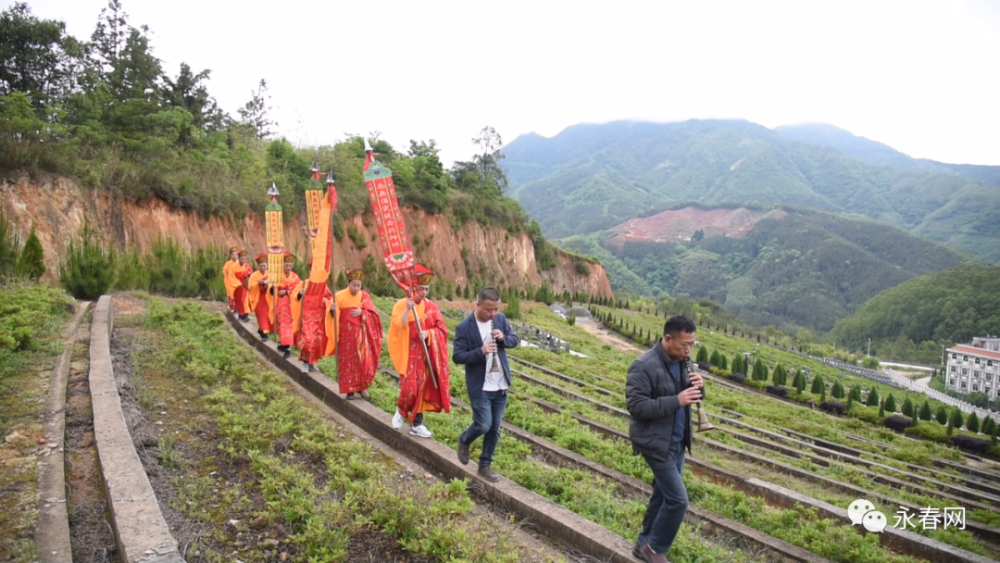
[328,288,383,394]
[390,297,450,422]
[234,263,253,315]
[297,280,334,364]
[275,272,303,347]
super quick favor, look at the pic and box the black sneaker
[258,331,268,342]
[477,465,500,483]
[457,439,470,465]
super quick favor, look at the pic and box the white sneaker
[409,425,432,438]
[392,410,404,429]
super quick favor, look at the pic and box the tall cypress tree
[919,401,932,421]
[15,223,45,280]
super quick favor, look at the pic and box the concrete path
[89,296,184,563]
[35,301,89,563]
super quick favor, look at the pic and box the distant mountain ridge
[773,123,1000,186]
[503,119,1000,262]
[559,205,973,332]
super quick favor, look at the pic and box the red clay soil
[606,206,788,247]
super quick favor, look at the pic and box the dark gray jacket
[625,344,694,459]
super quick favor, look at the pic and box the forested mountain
[0,2,582,281]
[774,123,1000,187]
[560,207,973,333]
[829,265,1000,361]
[504,120,1000,261]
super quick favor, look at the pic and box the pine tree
[847,393,854,410]
[719,355,728,370]
[753,358,768,382]
[919,401,932,421]
[731,354,743,374]
[14,223,45,280]
[505,293,521,320]
[967,412,980,433]
[709,350,721,367]
[335,271,347,290]
[820,386,826,402]
[0,208,20,279]
[850,385,863,403]
[59,224,116,300]
[901,397,914,418]
[884,394,897,413]
[878,399,885,418]
[983,416,996,436]
[794,370,807,393]
[810,374,824,394]
[936,406,949,425]
[950,408,964,431]
[696,346,709,363]
[866,388,880,407]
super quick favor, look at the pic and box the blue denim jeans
[459,390,508,467]
[637,441,688,555]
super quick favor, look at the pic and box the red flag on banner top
[363,139,417,296]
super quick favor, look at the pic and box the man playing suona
[297,258,335,372]
[247,254,272,342]
[452,287,518,483]
[222,246,242,313]
[625,315,704,563]
[273,253,302,360]
[389,264,450,438]
[233,250,254,321]
[327,269,383,400]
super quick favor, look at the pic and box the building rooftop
[949,344,1000,361]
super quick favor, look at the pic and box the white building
[946,336,1000,399]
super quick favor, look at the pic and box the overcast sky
[9,0,1000,166]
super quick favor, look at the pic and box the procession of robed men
[220,152,453,438]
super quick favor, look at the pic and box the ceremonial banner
[265,183,285,329]
[363,146,416,294]
[305,165,338,284]
[363,140,438,388]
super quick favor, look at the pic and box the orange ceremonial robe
[234,262,253,315]
[389,297,450,422]
[222,259,242,311]
[247,270,273,333]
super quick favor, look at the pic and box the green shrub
[866,388,880,407]
[967,412,980,434]
[59,224,116,300]
[14,224,44,280]
[831,380,845,399]
[883,394,896,413]
[935,406,949,425]
[950,408,964,431]
[810,374,824,394]
[849,406,884,425]
[696,346,709,363]
[901,397,914,417]
[0,208,21,280]
[905,422,950,444]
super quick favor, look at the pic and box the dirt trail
[576,317,643,354]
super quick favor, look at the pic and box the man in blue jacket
[452,287,519,483]
[626,315,703,563]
